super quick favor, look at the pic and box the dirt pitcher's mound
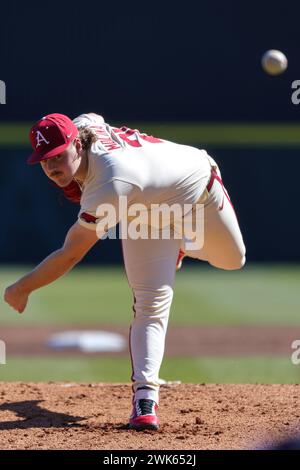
[0,383,300,450]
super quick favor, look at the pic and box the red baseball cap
[27,113,79,165]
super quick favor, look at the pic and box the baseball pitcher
[4,113,246,430]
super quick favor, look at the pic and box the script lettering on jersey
[113,126,163,147]
[89,125,121,151]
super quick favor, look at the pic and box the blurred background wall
[0,0,299,263]
[0,1,298,122]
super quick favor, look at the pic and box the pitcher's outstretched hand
[4,283,29,314]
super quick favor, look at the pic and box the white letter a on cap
[36,130,50,147]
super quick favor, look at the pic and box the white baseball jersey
[72,113,246,407]
[73,114,212,234]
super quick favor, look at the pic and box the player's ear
[74,137,82,152]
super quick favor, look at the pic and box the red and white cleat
[129,399,159,431]
[176,249,185,271]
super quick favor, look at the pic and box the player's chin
[51,176,72,187]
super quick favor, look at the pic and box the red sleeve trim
[80,212,97,223]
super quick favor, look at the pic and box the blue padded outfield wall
[0,1,299,263]
[0,144,298,263]
[0,2,299,122]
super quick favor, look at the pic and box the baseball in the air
[261,50,288,76]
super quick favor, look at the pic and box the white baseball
[261,50,288,76]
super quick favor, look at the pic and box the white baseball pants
[121,160,246,405]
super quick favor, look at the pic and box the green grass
[173,263,300,325]
[0,266,133,325]
[2,123,300,146]
[0,356,299,383]
[1,264,300,326]
[2,264,299,383]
